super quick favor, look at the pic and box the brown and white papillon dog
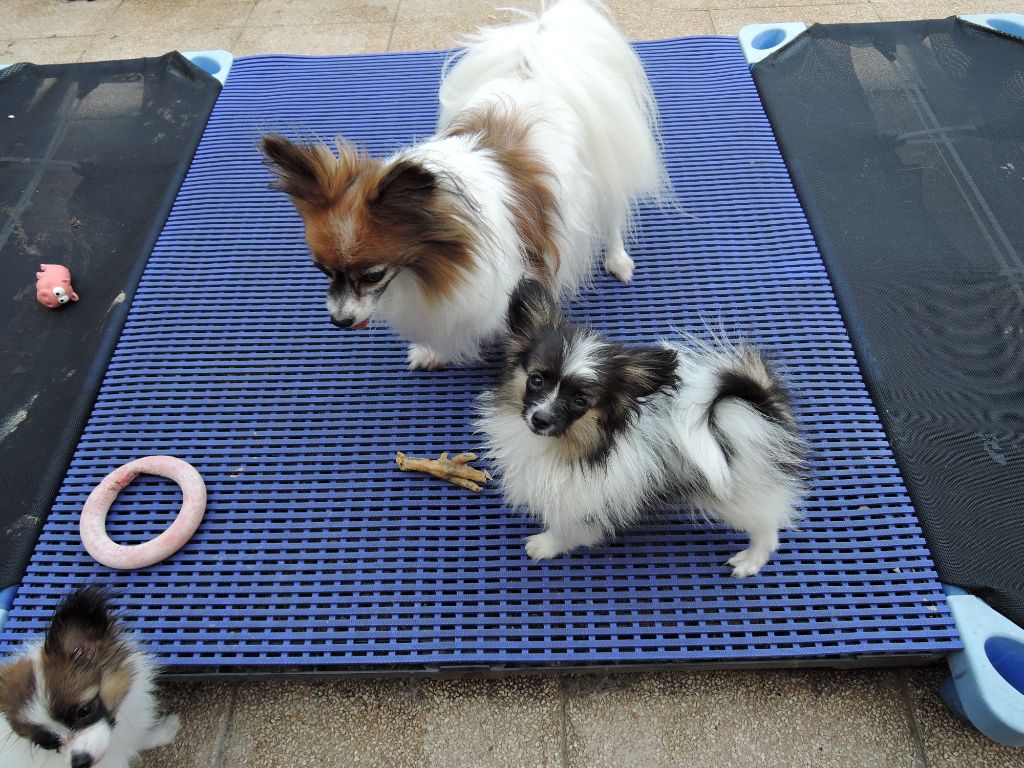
[0,588,178,768]
[261,0,668,370]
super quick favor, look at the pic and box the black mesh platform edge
[0,53,222,589]
[752,18,1024,626]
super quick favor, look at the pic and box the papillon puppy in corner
[0,587,178,768]
[260,0,667,370]
[479,281,808,576]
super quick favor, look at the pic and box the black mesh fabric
[753,19,1024,625]
[0,54,220,588]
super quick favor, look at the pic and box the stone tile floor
[144,666,1024,767]
[4,0,1024,60]
[3,0,1024,765]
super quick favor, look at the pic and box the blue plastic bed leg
[941,584,1024,746]
[959,12,1024,38]
[182,50,234,86]
[0,585,18,633]
[939,675,969,722]
[738,23,808,64]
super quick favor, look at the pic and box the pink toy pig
[36,263,79,308]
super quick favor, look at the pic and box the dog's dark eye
[32,730,60,751]
[76,698,98,722]
[572,394,589,410]
[527,372,544,390]
[359,269,386,286]
[313,261,330,275]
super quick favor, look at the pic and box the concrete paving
[3,1,1023,765]
[139,665,1024,767]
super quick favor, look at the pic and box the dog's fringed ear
[506,279,560,341]
[0,656,33,710]
[371,159,437,217]
[260,134,354,209]
[613,345,679,405]
[43,587,116,662]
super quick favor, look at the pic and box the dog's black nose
[330,316,353,329]
[71,753,93,768]
[530,412,552,431]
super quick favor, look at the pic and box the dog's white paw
[605,248,635,283]
[525,532,568,560]
[406,344,445,371]
[145,713,181,749]
[727,547,771,578]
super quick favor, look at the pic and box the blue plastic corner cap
[960,12,1024,38]
[941,584,1024,747]
[182,50,234,86]
[0,585,18,633]
[738,23,808,65]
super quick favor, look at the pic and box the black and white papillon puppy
[479,281,808,577]
[0,587,178,768]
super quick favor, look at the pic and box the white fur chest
[481,406,673,532]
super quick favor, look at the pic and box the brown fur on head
[259,134,479,312]
[0,656,35,735]
[41,588,135,717]
[0,587,137,756]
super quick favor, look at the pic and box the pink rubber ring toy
[79,455,206,569]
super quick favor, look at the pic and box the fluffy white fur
[0,642,177,768]
[376,0,667,367]
[376,137,527,365]
[480,339,806,577]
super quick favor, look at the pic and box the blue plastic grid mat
[0,37,961,670]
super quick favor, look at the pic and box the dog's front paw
[525,532,569,560]
[727,547,771,578]
[407,344,446,371]
[144,713,181,749]
[605,248,635,283]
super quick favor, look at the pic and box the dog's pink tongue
[352,319,370,330]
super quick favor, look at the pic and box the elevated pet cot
[4,20,1020,744]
